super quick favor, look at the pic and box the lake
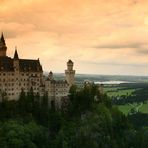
[94,81,132,84]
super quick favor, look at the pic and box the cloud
[0,22,36,38]
[136,48,148,55]
[84,61,148,67]
[0,0,148,75]
[94,43,142,49]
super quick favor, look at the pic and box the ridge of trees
[0,84,147,148]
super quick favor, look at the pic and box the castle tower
[48,71,54,80]
[0,33,7,57]
[65,59,75,87]
[13,48,20,99]
[13,48,19,72]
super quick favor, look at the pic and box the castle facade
[0,33,75,109]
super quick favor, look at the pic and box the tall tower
[0,33,7,57]
[65,59,75,87]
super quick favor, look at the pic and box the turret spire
[14,47,19,59]
[0,32,6,45]
[0,32,7,57]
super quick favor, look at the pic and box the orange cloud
[0,0,148,75]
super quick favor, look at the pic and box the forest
[0,84,148,148]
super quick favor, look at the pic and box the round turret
[67,59,73,70]
[65,59,75,87]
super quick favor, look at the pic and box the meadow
[104,86,136,97]
[104,83,148,115]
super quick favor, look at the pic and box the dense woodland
[0,84,148,148]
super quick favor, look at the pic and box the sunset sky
[1,0,148,75]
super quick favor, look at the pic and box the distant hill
[44,72,148,83]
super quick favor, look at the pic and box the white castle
[0,33,75,109]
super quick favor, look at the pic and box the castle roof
[0,56,42,72]
[0,56,14,71]
[0,33,42,72]
[0,32,5,45]
[67,59,73,64]
[19,59,42,72]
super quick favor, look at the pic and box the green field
[139,103,148,114]
[104,84,138,96]
[117,103,148,115]
[117,104,132,115]
[104,84,148,115]
[104,87,136,97]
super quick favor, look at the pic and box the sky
[0,0,148,76]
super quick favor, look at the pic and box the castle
[0,33,75,109]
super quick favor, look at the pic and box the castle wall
[0,71,16,100]
[0,71,43,100]
[45,80,69,109]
